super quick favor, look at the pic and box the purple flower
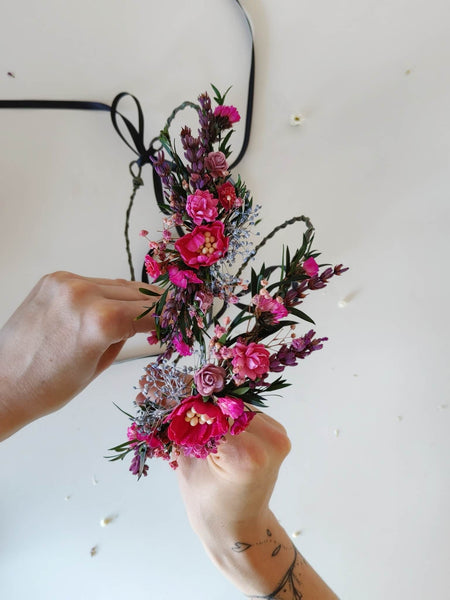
[291,330,328,358]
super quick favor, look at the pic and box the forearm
[199,510,339,599]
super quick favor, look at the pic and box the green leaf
[285,246,291,273]
[250,267,258,295]
[135,304,155,320]
[139,287,160,297]
[241,394,268,408]
[210,83,222,103]
[289,307,316,324]
[232,386,250,395]
[112,402,134,419]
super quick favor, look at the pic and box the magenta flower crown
[108,86,348,478]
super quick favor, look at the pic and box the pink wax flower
[194,289,214,312]
[232,341,270,381]
[144,255,161,279]
[214,105,241,127]
[216,396,244,419]
[166,395,229,448]
[204,151,228,178]
[186,189,219,225]
[175,221,229,269]
[230,410,255,435]
[127,423,163,449]
[303,257,319,277]
[147,331,159,345]
[168,265,202,289]
[173,334,192,356]
[252,292,288,323]
[217,181,237,211]
[194,364,226,396]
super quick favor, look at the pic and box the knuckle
[89,302,128,338]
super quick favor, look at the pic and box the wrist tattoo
[247,546,304,600]
[231,530,306,600]
[231,529,290,555]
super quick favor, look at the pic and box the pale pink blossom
[195,290,214,312]
[252,291,288,323]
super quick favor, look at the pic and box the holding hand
[0,271,158,440]
[177,413,338,599]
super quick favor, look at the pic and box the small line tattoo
[232,541,253,553]
[271,544,281,557]
[246,546,303,599]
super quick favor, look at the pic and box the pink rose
[186,190,219,225]
[232,341,270,381]
[214,105,241,127]
[303,257,319,277]
[217,182,237,211]
[168,265,203,288]
[175,221,229,269]
[144,255,161,279]
[166,395,229,448]
[216,396,244,419]
[204,151,228,178]
[194,364,226,396]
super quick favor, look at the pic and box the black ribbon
[0,0,255,278]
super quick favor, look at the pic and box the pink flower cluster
[252,289,289,323]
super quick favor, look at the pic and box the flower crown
[108,86,348,478]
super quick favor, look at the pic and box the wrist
[197,509,295,597]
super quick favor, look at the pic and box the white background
[1,1,449,598]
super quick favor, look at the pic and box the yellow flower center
[185,406,215,426]
[198,232,218,256]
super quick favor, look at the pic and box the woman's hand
[0,271,159,440]
[177,414,338,599]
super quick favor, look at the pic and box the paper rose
[194,364,226,396]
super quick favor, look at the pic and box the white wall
[1,1,449,598]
